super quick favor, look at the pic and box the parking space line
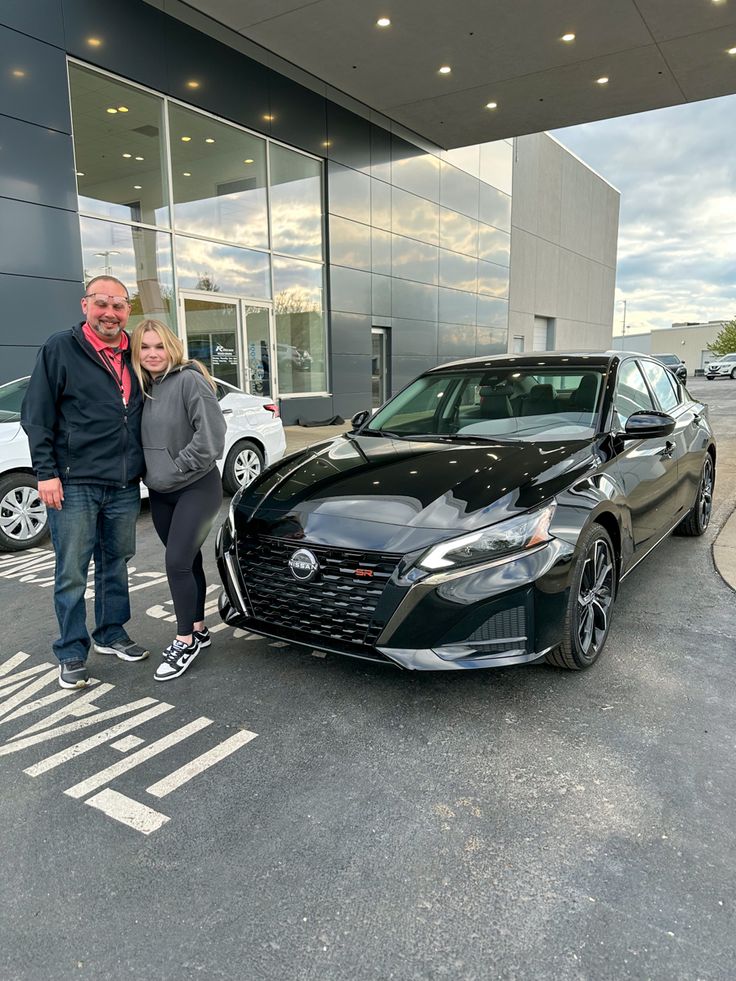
[146,728,258,798]
[64,716,214,799]
[84,788,170,835]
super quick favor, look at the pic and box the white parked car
[706,353,736,380]
[0,375,286,552]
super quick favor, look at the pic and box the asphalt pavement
[1,377,735,981]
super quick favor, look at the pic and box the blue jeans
[47,483,140,664]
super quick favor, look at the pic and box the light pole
[94,250,120,275]
[621,299,627,342]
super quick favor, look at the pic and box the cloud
[552,95,736,333]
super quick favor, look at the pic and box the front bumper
[216,521,576,671]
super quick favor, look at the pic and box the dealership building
[0,0,622,423]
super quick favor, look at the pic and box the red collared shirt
[82,322,132,405]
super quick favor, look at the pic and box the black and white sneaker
[154,639,200,682]
[58,660,90,689]
[193,626,211,649]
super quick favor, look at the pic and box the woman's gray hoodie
[141,364,227,493]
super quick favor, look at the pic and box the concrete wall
[508,133,619,353]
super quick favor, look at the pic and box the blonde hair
[130,319,216,396]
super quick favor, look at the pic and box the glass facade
[69,62,327,397]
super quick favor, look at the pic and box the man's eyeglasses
[84,294,130,312]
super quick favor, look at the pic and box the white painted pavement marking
[64,716,214,799]
[14,700,169,769]
[111,735,145,753]
[8,683,111,738]
[146,728,258,798]
[0,663,55,689]
[0,683,106,730]
[0,652,34,678]
[85,788,169,835]
[0,669,59,720]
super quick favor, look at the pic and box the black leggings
[148,468,223,635]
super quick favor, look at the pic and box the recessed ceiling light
[186,80,200,89]
[439,65,452,74]
[122,153,132,158]
[76,171,85,177]
[86,37,102,47]
[485,101,498,110]
[729,46,736,55]
[322,140,331,148]
[596,76,609,84]
[135,155,144,161]
[133,185,142,189]
[561,33,576,42]
[205,138,215,143]
[244,158,254,164]
[106,107,118,114]
[263,114,274,122]
[376,17,391,27]
[117,106,129,112]
[11,69,26,78]
[182,172,191,177]
[181,136,192,142]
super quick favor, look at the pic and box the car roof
[428,351,619,373]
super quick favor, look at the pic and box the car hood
[235,433,597,553]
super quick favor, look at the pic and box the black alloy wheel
[546,524,615,670]
[676,455,714,537]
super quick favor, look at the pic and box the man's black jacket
[21,323,145,486]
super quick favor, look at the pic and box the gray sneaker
[94,639,149,662]
[59,660,90,689]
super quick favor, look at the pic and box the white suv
[0,375,286,552]
[706,353,736,380]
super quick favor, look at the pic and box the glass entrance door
[180,294,276,396]
[371,327,389,408]
[243,305,275,398]
[181,293,241,388]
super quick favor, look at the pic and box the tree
[709,317,736,356]
[195,274,220,292]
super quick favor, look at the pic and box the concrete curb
[712,505,736,593]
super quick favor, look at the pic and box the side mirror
[351,409,370,431]
[623,410,676,439]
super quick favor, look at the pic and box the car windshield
[0,377,28,423]
[366,367,604,442]
[656,355,678,365]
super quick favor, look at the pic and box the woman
[131,320,227,682]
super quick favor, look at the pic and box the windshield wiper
[356,428,409,439]
[409,433,514,444]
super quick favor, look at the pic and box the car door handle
[221,408,233,415]
[660,441,675,460]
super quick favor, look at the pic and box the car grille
[237,535,402,650]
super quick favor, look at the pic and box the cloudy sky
[551,94,736,336]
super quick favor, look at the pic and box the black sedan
[652,353,688,384]
[216,353,715,671]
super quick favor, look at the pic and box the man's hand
[38,478,64,510]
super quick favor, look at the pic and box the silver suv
[706,353,736,380]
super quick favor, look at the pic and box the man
[21,277,149,689]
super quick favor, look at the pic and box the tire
[0,472,49,552]
[222,440,264,495]
[546,524,616,670]
[731,368,736,380]
[676,454,714,537]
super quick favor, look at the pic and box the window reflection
[70,65,169,227]
[439,250,478,293]
[440,208,478,257]
[270,144,323,261]
[478,224,511,267]
[480,183,511,232]
[169,104,268,249]
[478,260,510,298]
[175,236,271,298]
[391,186,439,245]
[80,217,175,329]
[273,256,326,393]
[392,234,438,285]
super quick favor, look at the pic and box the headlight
[417,502,556,571]
[227,486,245,538]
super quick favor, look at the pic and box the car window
[656,355,677,365]
[640,359,680,412]
[613,360,655,427]
[0,377,28,423]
